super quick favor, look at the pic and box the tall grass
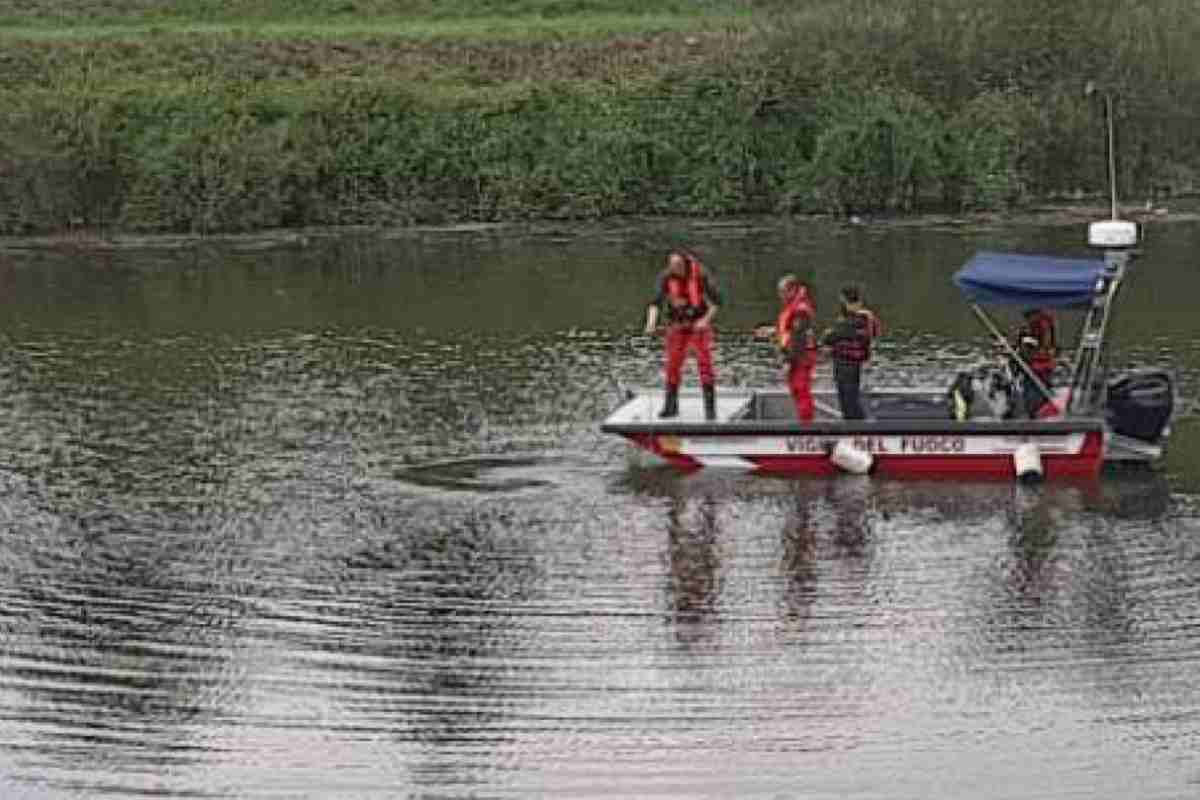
[1,0,1199,235]
[0,0,761,30]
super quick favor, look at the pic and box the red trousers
[663,325,714,387]
[788,359,815,422]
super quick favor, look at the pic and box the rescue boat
[601,218,1174,480]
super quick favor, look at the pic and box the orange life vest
[665,256,705,313]
[776,286,815,356]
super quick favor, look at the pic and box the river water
[0,218,1198,798]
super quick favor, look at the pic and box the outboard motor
[1106,370,1174,443]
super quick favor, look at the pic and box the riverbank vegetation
[1,0,1198,235]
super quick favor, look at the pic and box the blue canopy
[953,251,1104,308]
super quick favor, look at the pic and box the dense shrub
[1,0,1199,234]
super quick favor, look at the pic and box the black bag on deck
[868,395,952,420]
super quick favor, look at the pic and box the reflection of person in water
[997,484,1138,673]
[828,477,871,560]
[778,480,873,633]
[1006,484,1058,601]
[1001,480,1168,609]
[665,492,722,647]
[779,488,818,625]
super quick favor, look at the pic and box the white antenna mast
[1105,90,1118,220]
[1070,81,1138,415]
[1083,81,1136,248]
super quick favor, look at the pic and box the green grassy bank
[1,0,1198,235]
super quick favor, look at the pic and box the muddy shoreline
[2,202,1195,254]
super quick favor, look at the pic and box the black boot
[703,384,716,421]
[659,385,679,418]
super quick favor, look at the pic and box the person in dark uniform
[1014,307,1057,418]
[822,284,882,420]
[644,250,721,420]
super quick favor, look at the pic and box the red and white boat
[602,388,1110,478]
[603,217,1174,480]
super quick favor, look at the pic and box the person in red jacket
[644,250,721,420]
[1014,307,1058,417]
[756,275,817,421]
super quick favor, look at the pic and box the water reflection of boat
[603,218,1174,480]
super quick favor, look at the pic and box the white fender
[1013,442,1043,482]
[831,440,874,475]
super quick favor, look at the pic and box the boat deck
[602,387,1093,434]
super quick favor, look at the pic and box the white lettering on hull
[672,433,1086,458]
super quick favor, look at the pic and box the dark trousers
[834,361,865,420]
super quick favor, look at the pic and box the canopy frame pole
[1066,249,1130,415]
[969,303,1055,407]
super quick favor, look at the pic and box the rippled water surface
[1,220,1199,798]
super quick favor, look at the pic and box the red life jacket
[1024,311,1056,374]
[665,256,706,318]
[832,309,880,364]
[863,310,883,341]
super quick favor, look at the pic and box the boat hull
[620,429,1104,479]
[601,388,1109,479]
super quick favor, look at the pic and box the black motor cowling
[1106,370,1174,443]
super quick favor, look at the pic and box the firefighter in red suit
[1015,307,1057,417]
[644,250,721,420]
[756,275,817,421]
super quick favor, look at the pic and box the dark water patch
[395,455,563,494]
